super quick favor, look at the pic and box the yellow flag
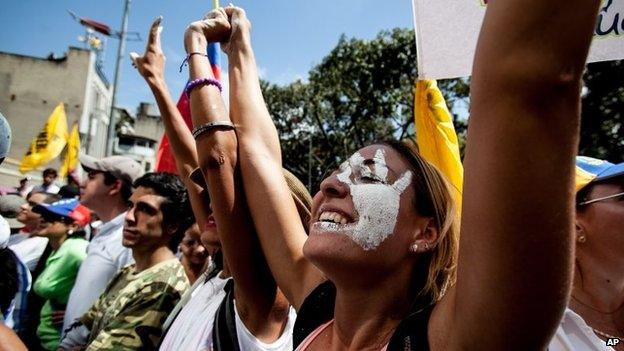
[19,102,68,173]
[60,124,80,177]
[414,80,464,213]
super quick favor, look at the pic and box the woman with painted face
[31,198,89,350]
[206,0,602,349]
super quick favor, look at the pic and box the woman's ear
[409,217,439,254]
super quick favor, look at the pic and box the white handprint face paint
[316,148,412,250]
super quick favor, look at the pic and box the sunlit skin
[80,171,111,211]
[122,187,169,253]
[179,223,209,284]
[17,192,47,232]
[35,218,76,251]
[304,145,434,283]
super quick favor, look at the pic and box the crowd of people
[0,0,623,350]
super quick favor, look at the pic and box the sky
[0,0,415,112]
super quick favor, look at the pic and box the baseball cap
[576,156,624,192]
[80,154,144,185]
[0,194,26,230]
[0,111,12,165]
[33,198,91,226]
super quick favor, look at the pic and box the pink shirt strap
[296,319,388,351]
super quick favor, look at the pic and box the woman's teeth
[319,211,349,225]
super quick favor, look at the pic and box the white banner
[413,0,624,79]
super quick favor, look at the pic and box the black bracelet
[192,121,236,140]
[179,52,208,72]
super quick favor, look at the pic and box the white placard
[413,0,624,79]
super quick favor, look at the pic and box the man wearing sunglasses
[62,155,144,335]
[550,156,624,350]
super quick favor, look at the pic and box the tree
[262,29,469,192]
[263,28,623,193]
[580,61,624,162]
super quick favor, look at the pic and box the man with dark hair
[31,168,60,194]
[62,155,144,333]
[59,172,191,350]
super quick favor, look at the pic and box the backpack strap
[293,280,336,348]
[212,279,240,351]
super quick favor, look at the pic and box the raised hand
[221,5,252,55]
[130,16,165,88]
[184,8,231,53]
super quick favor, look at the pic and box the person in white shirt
[549,157,624,351]
[61,155,144,333]
[30,168,60,194]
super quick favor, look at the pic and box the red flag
[155,91,192,173]
[155,43,221,174]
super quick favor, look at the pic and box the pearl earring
[410,243,419,253]
[577,235,587,244]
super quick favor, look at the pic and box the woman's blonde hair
[381,139,459,303]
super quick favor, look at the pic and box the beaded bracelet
[179,52,208,72]
[185,78,222,98]
[192,121,235,140]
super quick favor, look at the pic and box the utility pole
[105,0,131,156]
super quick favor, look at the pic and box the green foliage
[580,61,624,162]
[262,28,623,193]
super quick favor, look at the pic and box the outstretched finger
[129,52,140,67]
[147,16,163,51]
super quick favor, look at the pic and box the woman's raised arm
[222,6,325,310]
[132,17,210,234]
[183,9,291,339]
[432,0,602,349]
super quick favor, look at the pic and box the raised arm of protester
[222,0,602,349]
[131,17,213,251]
[183,8,293,343]
[223,7,325,311]
[433,0,602,348]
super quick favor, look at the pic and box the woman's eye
[360,176,383,183]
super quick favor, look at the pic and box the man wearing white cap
[550,156,624,350]
[62,155,144,334]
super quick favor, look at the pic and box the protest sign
[413,0,624,79]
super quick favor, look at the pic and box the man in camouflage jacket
[59,173,193,350]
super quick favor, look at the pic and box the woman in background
[32,198,89,350]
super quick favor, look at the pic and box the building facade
[0,46,112,187]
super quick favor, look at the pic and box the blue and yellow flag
[415,80,464,214]
[20,102,68,173]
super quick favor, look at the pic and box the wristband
[185,78,222,98]
[192,121,235,140]
[179,52,208,72]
